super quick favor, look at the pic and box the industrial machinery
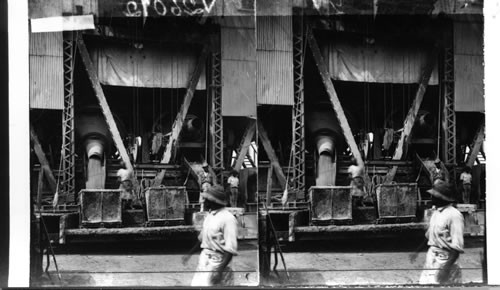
[29,8,259,248]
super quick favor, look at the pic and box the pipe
[183,115,203,133]
[181,114,204,141]
[315,134,337,186]
[84,137,106,189]
[85,138,105,160]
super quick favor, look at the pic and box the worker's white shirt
[199,208,238,255]
[460,172,472,184]
[227,176,239,188]
[117,168,133,182]
[347,165,364,178]
[426,205,464,253]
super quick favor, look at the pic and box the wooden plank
[30,125,57,193]
[266,165,273,206]
[76,36,133,172]
[154,45,209,186]
[307,30,364,168]
[257,121,288,191]
[467,122,485,167]
[37,168,44,209]
[233,120,256,171]
[294,222,427,233]
[385,47,438,183]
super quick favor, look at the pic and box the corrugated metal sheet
[221,27,256,61]
[454,21,483,55]
[29,0,98,19]
[454,21,484,112]
[256,16,293,105]
[221,24,256,117]
[221,60,256,117]
[29,32,64,110]
[30,55,64,110]
[256,16,293,51]
[257,50,293,105]
[29,32,63,56]
[454,54,484,112]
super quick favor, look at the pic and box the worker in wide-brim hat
[412,180,464,285]
[183,185,238,286]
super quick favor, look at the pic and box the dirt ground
[33,240,259,287]
[262,237,486,286]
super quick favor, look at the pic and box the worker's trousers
[419,246,462,285]
[191,249,234,286]
[463,184,471,204]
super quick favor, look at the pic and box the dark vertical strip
[0,0,9,286]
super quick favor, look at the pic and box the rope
[261,201,290,280]
[40,215,62,282]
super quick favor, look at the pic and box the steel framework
[292,14,307,199]
[210,51,224,184]
[442,44,457,183]
[61,32,77,204]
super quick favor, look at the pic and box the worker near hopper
[182,184,238,286]
[410,180,464,284]
[459,166,472,204]
[199,162,213,211]
[117,162,135,209]
[347,157,367,205]
[432,159,445,184]
[227,170,239,207]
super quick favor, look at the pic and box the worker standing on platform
[348,158,366,206]
[199,162,213,211]
[183,184,238,286]
[117,163,135,209]
[413,180,464,285]
[460,166,472,204]
[227,170,239,207]
[432,159,445,184]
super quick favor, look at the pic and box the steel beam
[443,45,457,166]
[61,32,76,203]
[154,45,209,186]
[292,14,307,198]
[209,50,224,184]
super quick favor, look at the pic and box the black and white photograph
[3,0,500,288]
[26,0,258,287]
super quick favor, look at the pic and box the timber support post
[232,120,256,172]
[258,121,288,192]
[385,47,438,184]
[466,121,485,168]
[307,27,364,168]
[30,125,57,194]
[76,35,133,173]
[154,45,210,186]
